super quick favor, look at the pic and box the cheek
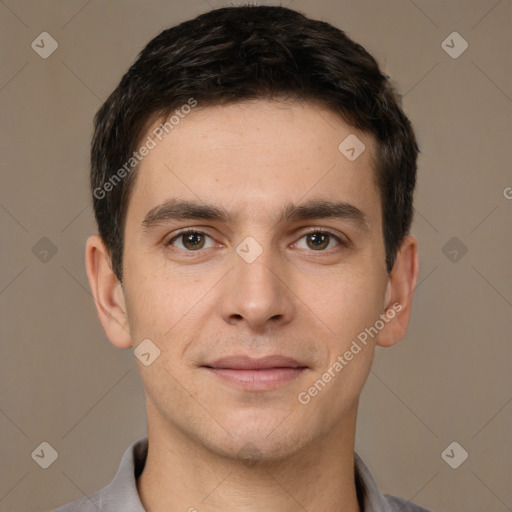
[305,267,384,338]
[124,269,176,339]
[303,272,382,409]
[124,263,212,349]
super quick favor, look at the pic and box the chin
[209,414,314,463]
[213,430,309,465]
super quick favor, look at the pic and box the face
[117,100,393,461]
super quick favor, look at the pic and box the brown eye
[306,232,330,250]
[295,230,345,251]
[167,230,213,251]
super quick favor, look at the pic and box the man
[56,5,427,511]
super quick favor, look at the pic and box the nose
[219,242,295,331]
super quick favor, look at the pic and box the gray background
[0,0,511,511]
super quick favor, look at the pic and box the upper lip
[202,355,308,370]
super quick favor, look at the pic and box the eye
[294,230,345,251]
[166,230,215,251]
[165,228,347,253]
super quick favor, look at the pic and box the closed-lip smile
[201,355,308,390]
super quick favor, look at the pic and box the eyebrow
[141,198,370,233]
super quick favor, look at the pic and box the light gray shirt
[54,437,430,511]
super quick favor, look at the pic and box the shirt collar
[98,437,395,512]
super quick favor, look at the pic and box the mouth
[200,355,309,390]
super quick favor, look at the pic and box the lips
[203,355,308,370]
[201,355,308,390]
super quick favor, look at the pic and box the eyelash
[165,228,348,253]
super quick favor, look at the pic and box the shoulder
[52,437,148,511]
[52,490,102,511]
[384,493,432,512]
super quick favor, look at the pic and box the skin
[85,99,419,512]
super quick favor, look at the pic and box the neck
[137,405,362,512]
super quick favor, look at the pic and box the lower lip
[203,367,307,390]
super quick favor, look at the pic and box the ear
[85,235,132,349]
[376,234,419,348]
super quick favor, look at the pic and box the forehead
[127,99,380,229]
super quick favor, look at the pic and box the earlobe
[85,235,132,349]
[377,234,419,348]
